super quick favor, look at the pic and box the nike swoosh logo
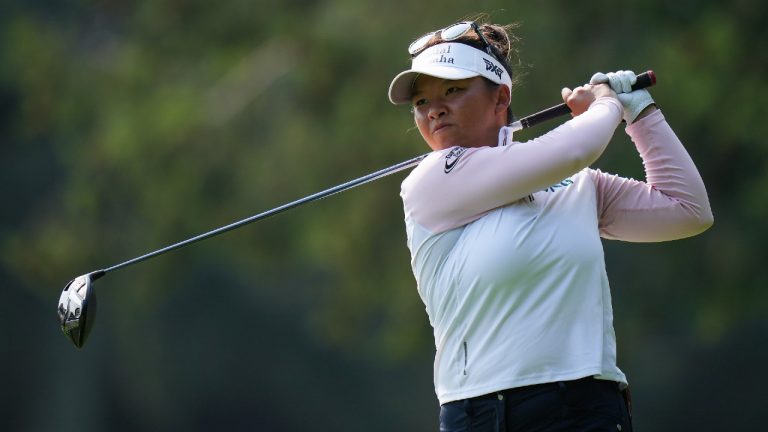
[444,147,467,173]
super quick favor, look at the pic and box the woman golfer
[389,20,713,431]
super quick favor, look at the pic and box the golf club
[58,71,656,348]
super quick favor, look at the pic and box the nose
[427,100,447,120]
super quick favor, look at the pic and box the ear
[494,84,511,115]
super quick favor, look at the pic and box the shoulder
[401,151,443,189]
[401,146,488,191]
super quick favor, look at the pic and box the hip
[439,377,632,432]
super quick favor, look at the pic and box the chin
[430,137,461,150]
[425,139,448,151]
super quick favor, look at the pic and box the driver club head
[57,273,98,348]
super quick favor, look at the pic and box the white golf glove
[590,70,654,124]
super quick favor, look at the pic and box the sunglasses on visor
[408,21,503,63]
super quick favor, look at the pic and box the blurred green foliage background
[2,0,766,430]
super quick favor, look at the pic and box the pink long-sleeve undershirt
[593,109,713,241]
[401,98,713,241]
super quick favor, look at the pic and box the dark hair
[420,17,522,123]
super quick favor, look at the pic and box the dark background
[2,0,766,430]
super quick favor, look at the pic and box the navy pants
[439,377,633,432]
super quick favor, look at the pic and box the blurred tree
[2,0,766,430]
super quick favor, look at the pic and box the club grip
[516,70,656,130]
[632,70,656,90]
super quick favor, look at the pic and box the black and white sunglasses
[408,21,503,63]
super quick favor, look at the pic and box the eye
[412,98,427,108]
[446,86,462,96]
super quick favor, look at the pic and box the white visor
[388,42,512,105]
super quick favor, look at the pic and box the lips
[433,123,452,134]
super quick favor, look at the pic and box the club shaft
[94,70,656,279]
[98,154,428,277]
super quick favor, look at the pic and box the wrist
[633,104,657,122]
[619,90,655,124]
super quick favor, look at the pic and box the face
[411,75,508,151]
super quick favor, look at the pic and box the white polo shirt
[401,101,713,404]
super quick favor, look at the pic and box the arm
[593,109,714,241]
[402,97,624,233]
